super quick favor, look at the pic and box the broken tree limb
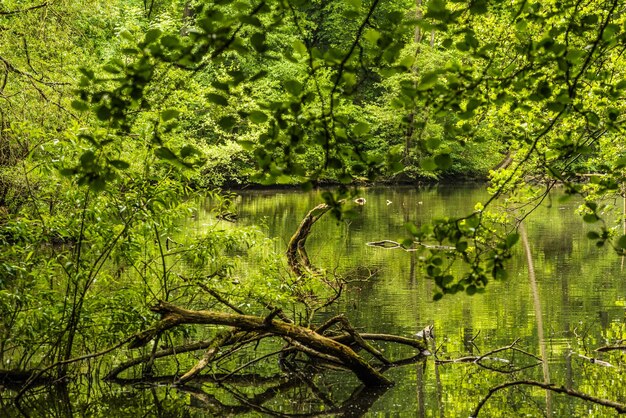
[471,380,626,417]
[125,300,392,387]
[177,330,236,384]
[312,315,391,365]
[596,345,626,353]
[366,240,456,251]
[287,203,331,276]
[436,339,542,374]
[333,333,428,351]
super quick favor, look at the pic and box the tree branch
[471,380,626,417]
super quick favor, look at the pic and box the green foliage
[3,1,626,414]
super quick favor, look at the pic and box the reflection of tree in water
[104,360,424,417]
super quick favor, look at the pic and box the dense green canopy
[1,0,626,415]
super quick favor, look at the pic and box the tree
[3,0,626,414]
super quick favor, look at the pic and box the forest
[1,0,626,416]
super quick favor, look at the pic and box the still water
[5,185,626,417]
[225,185,626,417]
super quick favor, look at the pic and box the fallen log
[127,300,394,387]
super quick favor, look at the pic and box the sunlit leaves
[248,111,268,124]
[160,109,180,122]
[207,93,228,106]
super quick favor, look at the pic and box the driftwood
[121,300,422,387]
[286,203,331,276]
[104,301,431,388]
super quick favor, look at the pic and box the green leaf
[614,156,626,169]
[583,213,599,223]
[428,0,446,12]
[586,231,600,240]
[154,147,177,160]
[102,64,121,74]
[249,111,268,124]
[406,222,419,236]
[293,40,307,55]
[401,238,414,248]
[161,35,180,48]
[364,28,380,44]
[180,145,201,158]
[218,115,237,130]
[79,68,95,79]
[617,235,626,249]
[426,137,441,150]
[160,109,180,122]
[327,158,343,169]
[239,140,255,150]
[144,28,162,45]
[602,23,619,42]
[110,159,130,169]
[505,233,519,248]
[420,157,437,171]
[207,93,228,106]
[89,176,106,192]
[71,100,89,112]
[250,32,267,52]
[353,122,370,135]
[434,154,452,169]
[417,72,439,90]
[59,168,77,177]
[80,150,96,167]
[96,106,111,121]
[284,79,302,96]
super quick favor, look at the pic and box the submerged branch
[366,240,456,251]
[123,300,394,387]
[286,203,331,276]
[471,380,626,417]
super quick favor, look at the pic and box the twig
[16,335,134,399]
[366,240,456,251]
[471,380,626,417]
[596,345,626,353]
[177,274,245,315]
[177,331,235,384]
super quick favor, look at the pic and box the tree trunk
[129,300,393,387]
[286,203,330,276]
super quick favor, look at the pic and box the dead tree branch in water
[366,240,455,251]
[471,380,626,417]
[286,203,331,276]
[436,338,542,373]
[106,300,430,387]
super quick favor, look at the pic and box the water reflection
[5,185,626,417]
[229,185,626,416]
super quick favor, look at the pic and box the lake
[4,185,625,417]
[225,185,626,417]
